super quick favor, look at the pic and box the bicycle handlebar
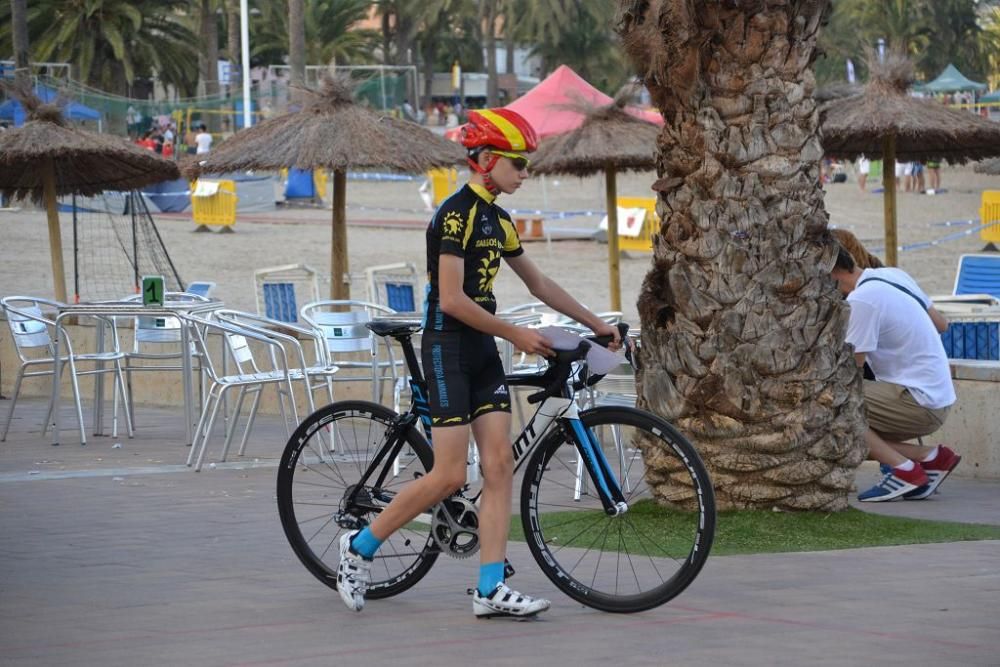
[526,322,631,404]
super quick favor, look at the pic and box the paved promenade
[1,399,997,666]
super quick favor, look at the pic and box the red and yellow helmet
[461,108,538,153]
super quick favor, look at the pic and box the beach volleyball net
[66,191,184,302]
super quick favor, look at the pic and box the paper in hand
[537,326,626,375]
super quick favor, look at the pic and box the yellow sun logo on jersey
[477,250,502,292]
[442,211,463,238]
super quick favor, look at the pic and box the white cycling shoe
[472,583,551,619]
[337,531,371,612]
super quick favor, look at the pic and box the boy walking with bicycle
[336,108,621,617]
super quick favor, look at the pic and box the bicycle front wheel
[520,406,715,613]
[277,400,438,599]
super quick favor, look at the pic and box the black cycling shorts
[421,328,511,427]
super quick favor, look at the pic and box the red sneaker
[904,446,962,500]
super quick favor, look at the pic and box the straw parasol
[974,157,1000,175]
[191,75,465,299]
[821,53,1000,266]
[530,97,661,311]
[0,83,180,303]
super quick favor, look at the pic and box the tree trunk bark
[288,0,306,103]
[617,0,866,511]
[422,38,436,110]
[227,0,241,94]
[199,0,220,129]
[484,2,499,107]
[505,19,515,75]
[10,0,30,88]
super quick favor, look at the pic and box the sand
[1,165,997,325]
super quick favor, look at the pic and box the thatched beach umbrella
[974,157,1000,175]
[0,85,180,303]
[192,76,465,299]
[530,100,660,311]
[821,55,1000,266]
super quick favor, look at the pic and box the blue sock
[350,527,382,560]
[477,562,505,596]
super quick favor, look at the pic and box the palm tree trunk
[504,11,515,75]
[288,0,306,103]
[484,1,499,107]
[617,0,866,511]
[227,0,241,94]
[10,0,30,89]
[199,0,220,129]
[422,38,436,111]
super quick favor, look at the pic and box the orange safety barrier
[515,216,545,240]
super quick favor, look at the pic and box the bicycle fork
[561,409,629,516]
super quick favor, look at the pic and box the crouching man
[831,246,961,501]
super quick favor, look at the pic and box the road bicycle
[277,320,715,613]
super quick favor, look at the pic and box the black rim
[522,407,715,612]
[278,402,438,596]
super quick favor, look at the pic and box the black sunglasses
[492,150,530,171]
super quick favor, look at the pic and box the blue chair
[185,281,216,298]
[953,254,1000,299]
[254,264,320,324]
[364,263,422,314]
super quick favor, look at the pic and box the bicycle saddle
[366,320,423,338]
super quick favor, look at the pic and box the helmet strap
[467,152,502,195]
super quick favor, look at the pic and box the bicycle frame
[344,331,629,518]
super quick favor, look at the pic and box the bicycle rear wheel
[277,400,438,599]
[520,406,715,613]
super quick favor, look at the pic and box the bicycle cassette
[431,496,480,559]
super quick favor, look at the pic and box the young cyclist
[336,108,622,618]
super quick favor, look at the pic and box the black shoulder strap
[857,277,928,310]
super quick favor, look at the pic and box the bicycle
[277,320,715,613]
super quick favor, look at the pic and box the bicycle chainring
[430,495,480,559]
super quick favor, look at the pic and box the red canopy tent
[445,65,662,140]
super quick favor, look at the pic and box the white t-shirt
[195,132,213,154]
[845,267,955,409]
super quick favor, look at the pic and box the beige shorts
[863,380,949,442]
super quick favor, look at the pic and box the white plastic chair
[300,300,402,405]
[1,296,134,443]
[182,313,300,471]
[117,292,211,427]
[213,309,338,414]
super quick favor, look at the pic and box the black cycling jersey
[424,183,524,332]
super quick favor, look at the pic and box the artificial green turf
[508,499,1000,556]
